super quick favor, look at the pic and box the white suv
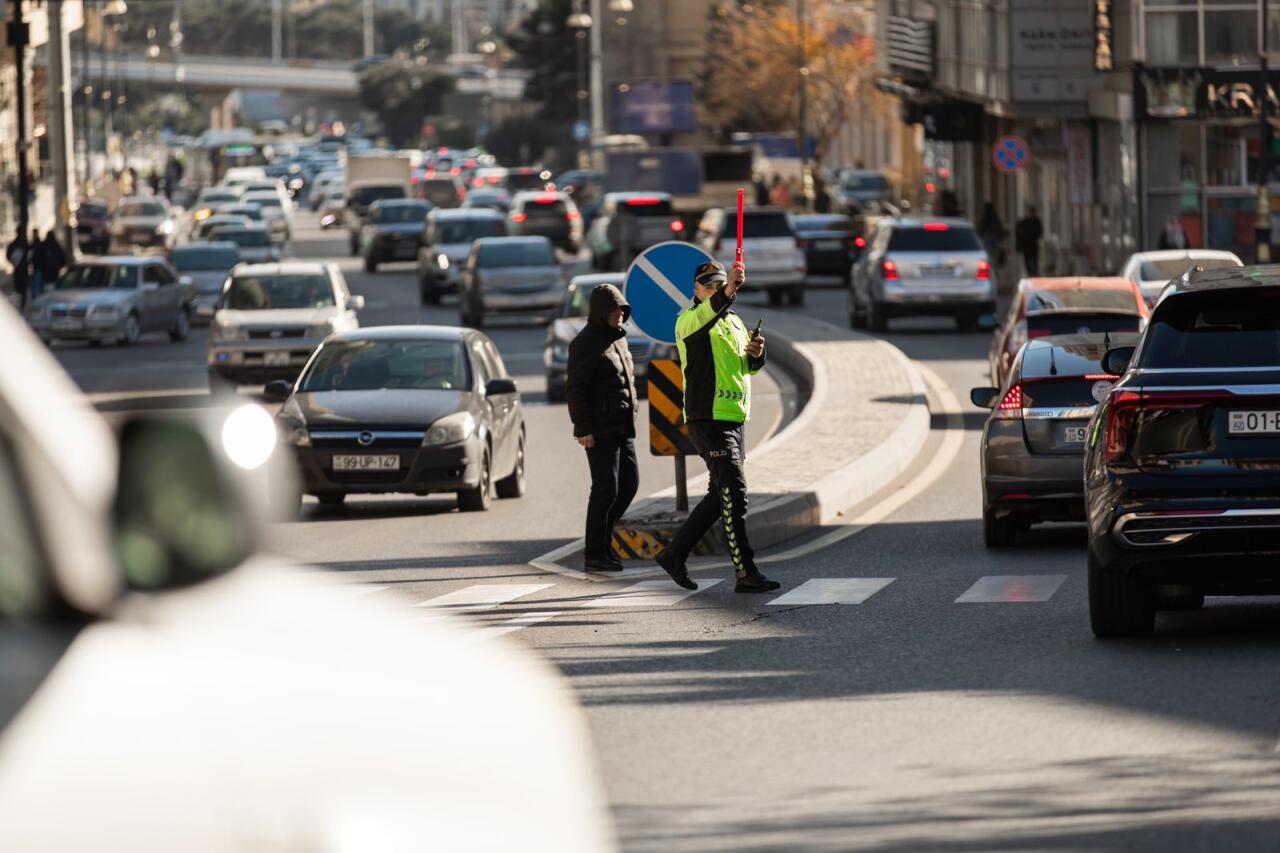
[695,206,806,306]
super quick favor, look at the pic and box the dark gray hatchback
[972,333,1135,547]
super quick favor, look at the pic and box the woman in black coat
[565,283,640,572]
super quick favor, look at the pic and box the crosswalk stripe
[413,583,554,611]
[955,575,1067,603]
[766,578,895,606]
[475,611,563,639]
[580,578,723,608]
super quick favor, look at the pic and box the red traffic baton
[735,187,745,266]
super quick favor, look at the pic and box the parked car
[267,326,525,513]
[586,192,684,271]
[696,206,806,306]
[111,197,177,252]
[792,213,858,286]
[193,213,253,241]
[73,199,111,254]
[26,256,190,346]
[463,187,513,213]
[207,262,363,390]
[0,297,618,853]
[472,165,508,189]
[219,165,267,191]
[834,169,893,215]
[989,277,1149,388]
[1118,248,1243,307]
[849,217,993,331]
[417,176,465,210]
[1084,266,1280,637]
[309,169,344,211]
[242,190,292,243]
[346,181,408,255]
[459,236,566,327]
[214,203,266,227]
[544,273,654,402]
[359,198,431,273]
[169,241,241,324]
[205,224,280,264]
[506,166,550,193]
[508,191,583,252]
[189,187,242,231]
[418,208,507,305]
[971,332,1136,547]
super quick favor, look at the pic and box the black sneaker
[584,555,624,572]
[656,550,697,590]
[734,571,781,593]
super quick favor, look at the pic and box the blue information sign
[623,241,715,345]
[613,80,696,135]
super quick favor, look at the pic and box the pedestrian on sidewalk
[978,202,1006,270]
[1015,206,1043,277]
[38,230,66,289]
[1157,215,1189,250]
[655,260,781,594]
[768,176,792,210]
[28,230,46,299]
[565,282,640,573]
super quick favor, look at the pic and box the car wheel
[495,433,526,499]
[787,285,805,307]
[867,300,888,332]
[364,256,377,273]
[169,307,190,342]
[982,506,1016,548]
[767,288,784,307]
[119,313,141,346]
[457,446,492,512]
[1088,550,1156,638]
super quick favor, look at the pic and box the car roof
[1024,331,1141,356]
[1168,263,1280,295]
[329,325,471,343]
[720,205,788,215]
[233,262,330,275]
[1129,249,1242,263]
[432,207,504,220]
[371,198,429,207]
[475,235,552,245]
[215,222,269,231]
[1020,276,1136,293]
[607,191,672,201]
[569,273,625,288]
[174,241,238,251]
[75,255,166,267]
[512,190,570,202]
[884,216,973,228]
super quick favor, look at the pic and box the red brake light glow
[976,259,991,280]
[670,219,685,233]
[567,210,581,221]
[923,222,949,231]
[998,384,1023,411]
[854,236,867,248]
[627,197,661,206]
[1104,390,1142,463]
[882,259,899,280]
[511,212,527,223]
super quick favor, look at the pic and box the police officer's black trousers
[667,420,756,576]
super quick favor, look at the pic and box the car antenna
[1049,345,1058,376]
[1104,327,1112,351]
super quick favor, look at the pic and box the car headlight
[422,411,476,447]
[437,254,450,270]
[279,422,310,447]
[213,321,246,341]
[552,340,569,361]
[193,208,212,222]
[90,304,121,319]
[306,323,332,338]
[289,178,304,190]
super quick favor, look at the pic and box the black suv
[1084,266,1280,636]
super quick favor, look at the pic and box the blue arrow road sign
[623,241,714,345]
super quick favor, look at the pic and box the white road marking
[955,575,1067,604]
[475,611,563,639]
[580,578,723,608]
[412,583,554,611]
[633,254,690,309]
[766,578,895,606]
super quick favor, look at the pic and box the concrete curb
[607,310,932,561]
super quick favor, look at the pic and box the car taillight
[1104,390,1143,463]
[567,210,581,221]
[923,222,948,231]
[976,259,991,280]
[797,238,811,249]
[451,167,461,176]
[512,212,527,223]
[627,197,661,206]
[854,236,867,248]
[882,259,899,280]
[670,219,685,233]
[993,383,1024,420]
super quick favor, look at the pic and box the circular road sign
[623,241,715,345]
[992,135,1030,174]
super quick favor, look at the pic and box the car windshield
[887,226,981,252]
[352,185,405,206]
[436,219,505,244]
[1143,289,1280,368]
[200,193,237,205]
[56,264,134,290]
[222,207,263,220]
[172,248,240,271]
[245,195,282,210]
[1025,288,1137,312]
[565,283,615,317]
[118,202,165,217]
[507,171,546,191]
[794,215,852,233]
[1140,257,1240,280]
[720,213,793,239]
[77,203,108,218]
[374,204,428,224]
[523,199,569,217]
[212,229,270,248]
[841,173,888,191]
[300,340,471,392]
[1027,313,1141,338]
[1022,343,1112,379]
[477,241,555,267]
[223,274,334,310]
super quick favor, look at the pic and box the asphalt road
[57,221,1280,850]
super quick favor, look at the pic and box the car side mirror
[179,274,194,287]
[970,386,1001,409]
[113,416,261,592]
[348,294,365,311]
[263,379,292,402]
[485,377,518,396]
[1102,346,1135,376]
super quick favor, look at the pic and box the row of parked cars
[961,247,1280,638]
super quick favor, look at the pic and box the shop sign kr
[1204,81,1280,117]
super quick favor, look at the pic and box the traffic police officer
[656,260,781,593]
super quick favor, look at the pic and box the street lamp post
[567,2,592,168]
[797,0,809,210]
[1260,0,1273,263]
[8,0,30,306]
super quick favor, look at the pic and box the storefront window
[1146,124,1202,188]
[1206,125,1256,186]
[1206,195,1257,251]
[1205,10,1260,64]
[1150,193,1204,248]
[1146,11,1199,65]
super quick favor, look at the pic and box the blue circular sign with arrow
[623,241,715,346]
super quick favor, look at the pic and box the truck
[344,154,412,255]
[604,148,754,218]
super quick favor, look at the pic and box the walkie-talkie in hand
[751,318,763,339]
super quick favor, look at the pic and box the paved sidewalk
[611,306,930,558]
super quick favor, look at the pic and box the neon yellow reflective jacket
[674,290,764,423]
